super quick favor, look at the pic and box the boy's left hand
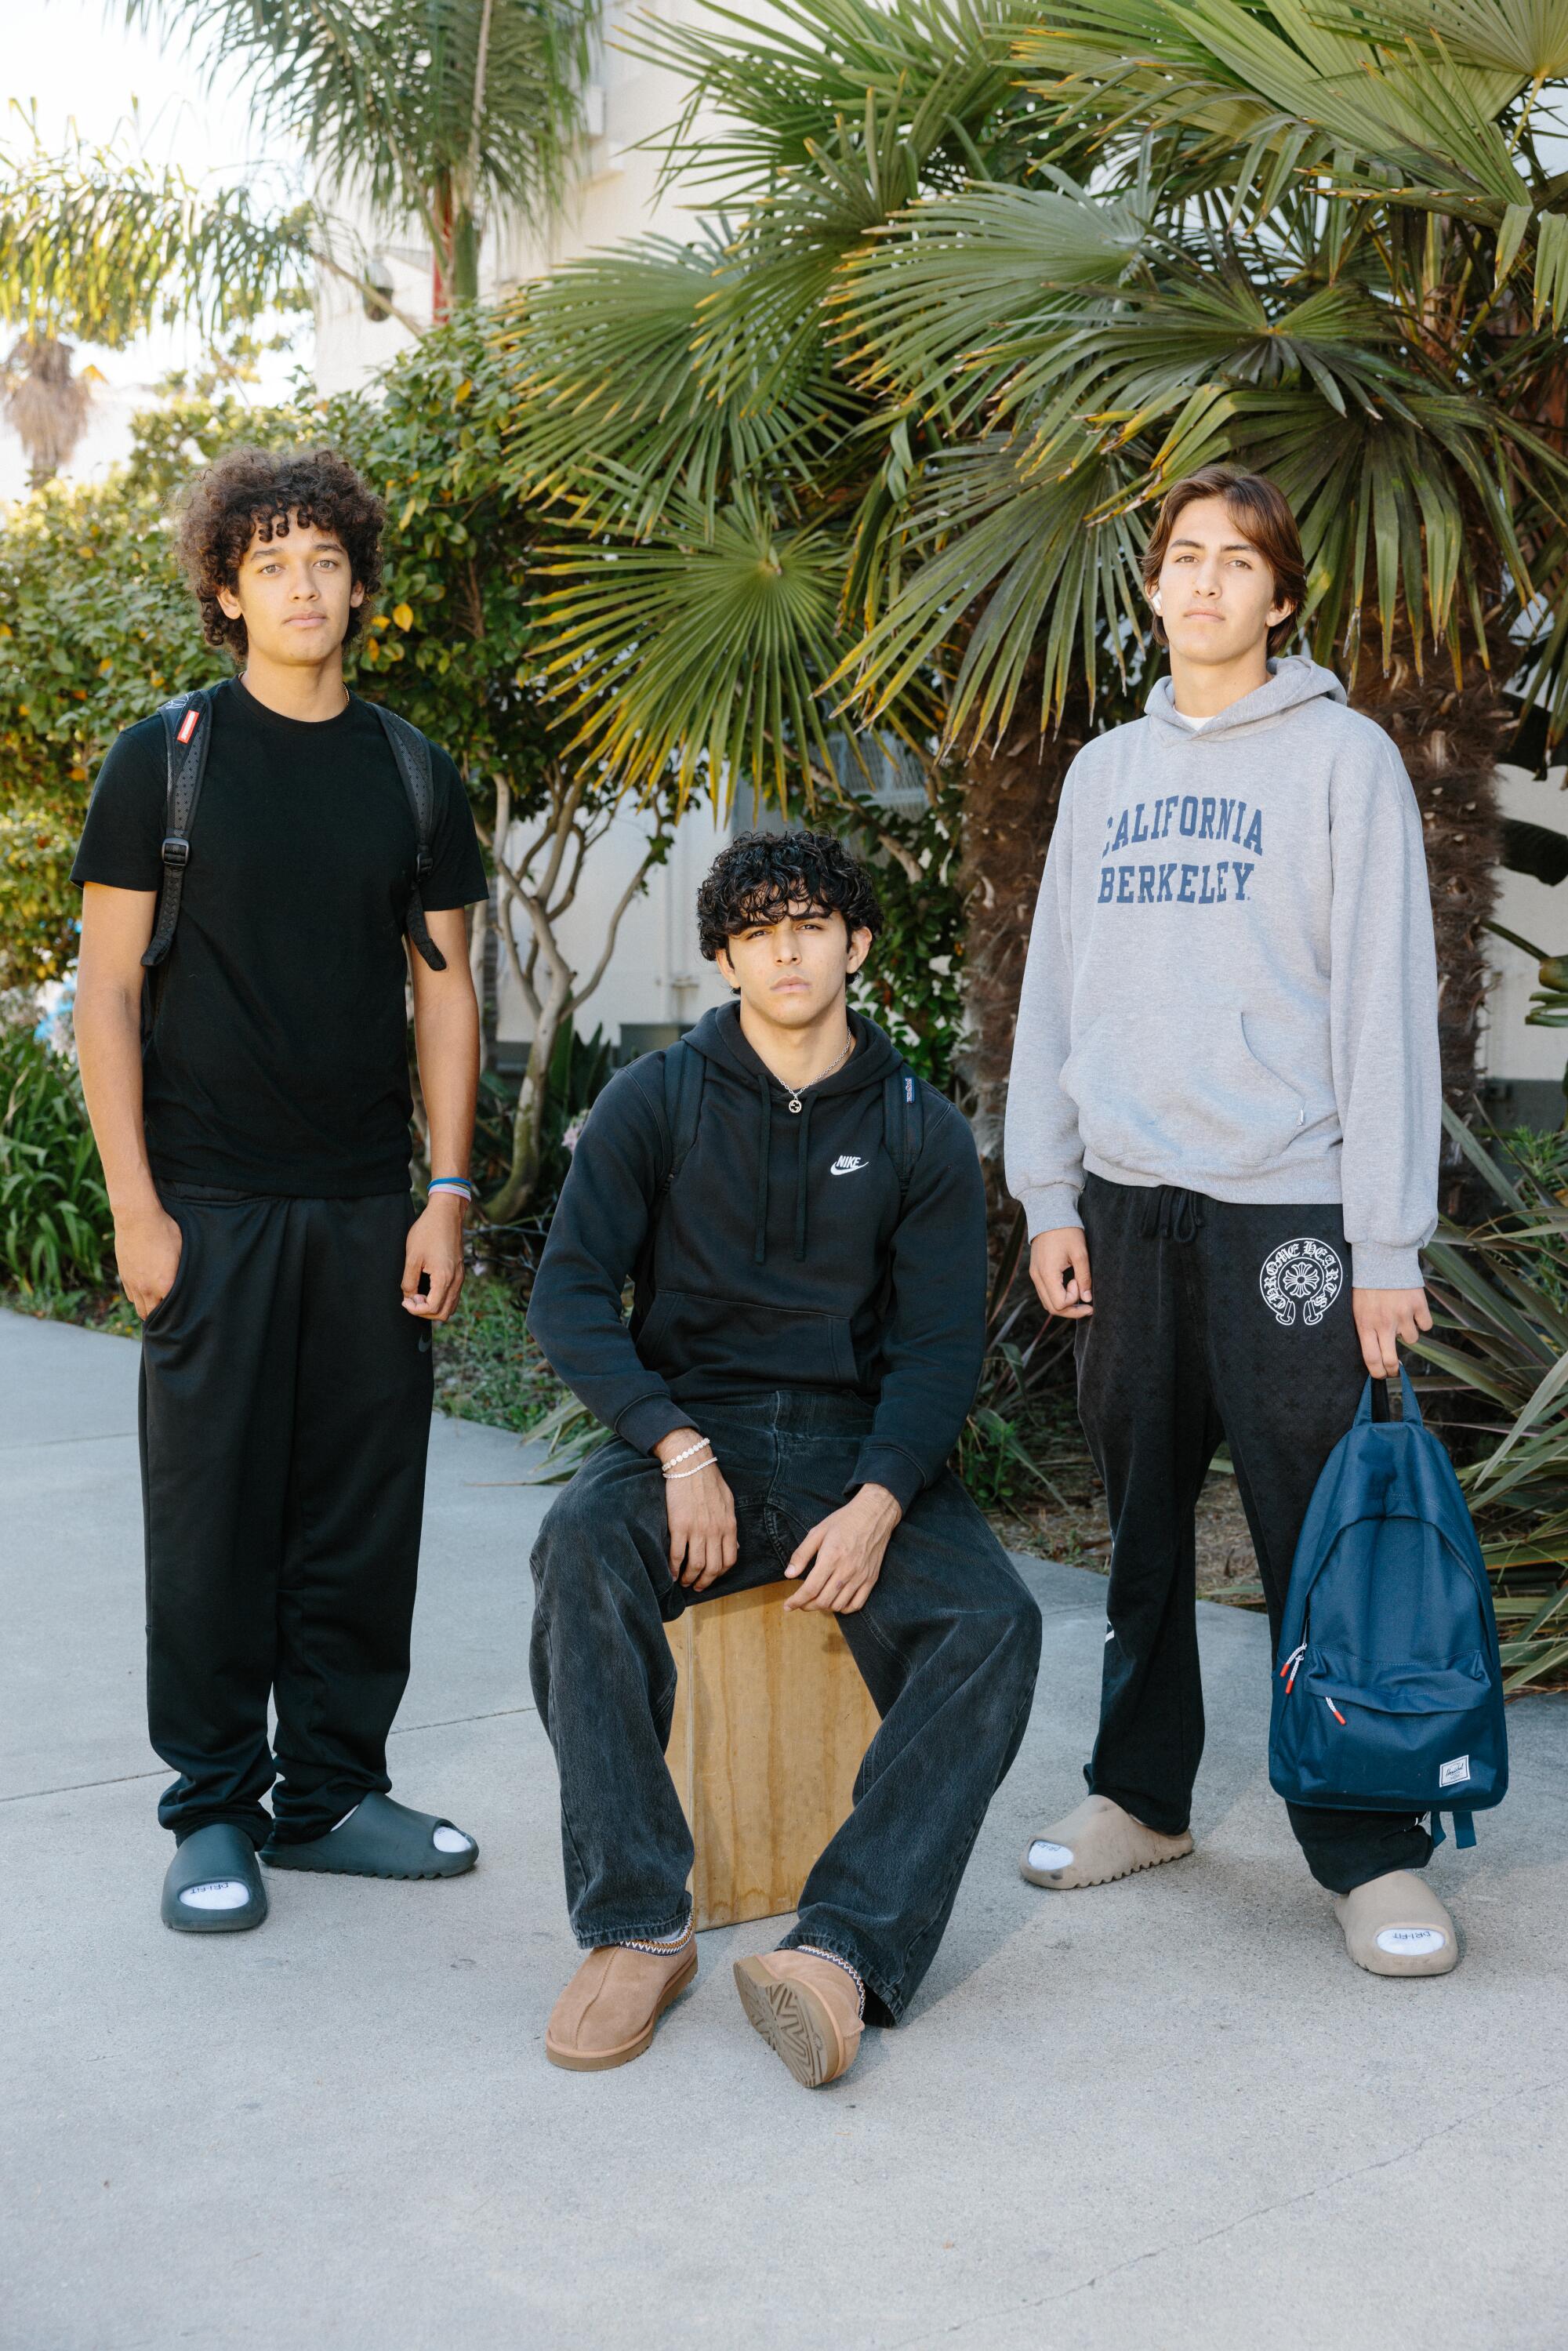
[1352,1286,1432,1377]
[784,1484,902,1614]
[401,1194,466,1322]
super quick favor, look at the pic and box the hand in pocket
[117,1203,183,1319]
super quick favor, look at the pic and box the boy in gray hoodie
[1005,465,1457,1977]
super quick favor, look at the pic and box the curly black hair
[173,445,385,659]
[696,829,882,962]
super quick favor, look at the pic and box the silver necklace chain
[783,1032,854,1115]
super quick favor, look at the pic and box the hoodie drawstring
[794,1097,814,1262]
[1140,1185,1205,1244]
[750,1077,818,1264]
[753,1072,771,1266]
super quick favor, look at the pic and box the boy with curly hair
[524,829,1042,2087]
[71,447,488,1932]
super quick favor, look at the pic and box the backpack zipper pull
[1280,1642,1307,1693]
[1322,1694,1346,1725]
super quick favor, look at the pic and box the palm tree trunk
[1348,614,1507,1210]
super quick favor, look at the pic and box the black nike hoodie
[527,1002,988,1511]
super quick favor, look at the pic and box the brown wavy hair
[174,445,385,658]
[1141,466,1306,656]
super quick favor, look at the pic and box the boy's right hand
[114,1202,184,1319]
[655,1427,739,1591]
[1029,1227,1093,1319]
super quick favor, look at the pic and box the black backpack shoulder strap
[660,1038,706,1189]
[140,688,215,971]
[882,1065,924,1206]
[372,703,448,972]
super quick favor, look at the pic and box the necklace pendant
[788,1098,802,1115]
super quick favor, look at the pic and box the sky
[2,0,310,497]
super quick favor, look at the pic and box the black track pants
[1074,1174,1432,1896]
[139,1188,434,1847]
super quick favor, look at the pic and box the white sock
[179,1880,252,1911]
[1028,1841,1075,1871]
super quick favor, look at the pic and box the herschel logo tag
[1439,1755,1471,1787]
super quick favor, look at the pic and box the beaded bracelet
[662,1436,713,1469]
[662,1457,715,1482]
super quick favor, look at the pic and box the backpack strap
[372,705,448,972]
[882,1065,924,1206]
[140,688,215,971]
[660,1037,705,1189]
[1429,1809,1478,1852]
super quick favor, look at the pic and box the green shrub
[432,1272,571,1434]
[845,778,964,1093]
[1416,1111,1568,1690]
[0,1025,113,1290]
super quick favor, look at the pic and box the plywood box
[664,1583,882,1932]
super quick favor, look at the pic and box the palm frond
[0,133,314,346]
[124,0,593,239]
[620,0,1028,197]
[534,491,882,807]
[495,235,859,533]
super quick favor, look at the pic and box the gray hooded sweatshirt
[1004,657,1439,1289]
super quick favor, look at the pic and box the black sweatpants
[1075,1173,1432,1896]
[139,1187,434,1847]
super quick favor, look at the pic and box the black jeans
[1075,1174,1432,1896]
[528,1390,1043,2026]
[140,1187,434,1847]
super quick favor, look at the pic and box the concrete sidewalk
[4,1305,1566,2351]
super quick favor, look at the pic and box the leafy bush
[0,470,221,988]
[1415,1112,1568,1690]
[0,1025,113,1289]
[845,778,964,1093]
[466,1021,616,1264]
[432,1272,570,1434]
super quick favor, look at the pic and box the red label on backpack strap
[176,707,199,745]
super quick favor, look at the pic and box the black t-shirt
[71,677,487,1195]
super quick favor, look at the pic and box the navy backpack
[1269,1369,1508,1849]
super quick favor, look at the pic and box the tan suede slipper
[733,1952,863,2089]
[545,1936,698,2071]
[1334,1871,1459,1978]
[1020,1793,1194,1889]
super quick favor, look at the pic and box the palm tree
[123,0,593,313]
[0,129,322,480]
[499,0,1568,1175]
[498,0,1061,1149]
[1,336,96,486]
[837,0,1568,1144]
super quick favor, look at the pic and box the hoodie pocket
[1063,1003,1308,1181]
[635,1288,856,1391]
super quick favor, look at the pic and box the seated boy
[526,829,1042,2087]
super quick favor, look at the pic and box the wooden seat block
[664,1583,881,1932]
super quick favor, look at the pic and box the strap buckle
[161,836,191,869]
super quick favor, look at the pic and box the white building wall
[494,797,734,1059]
[1481,763,1568,1117]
